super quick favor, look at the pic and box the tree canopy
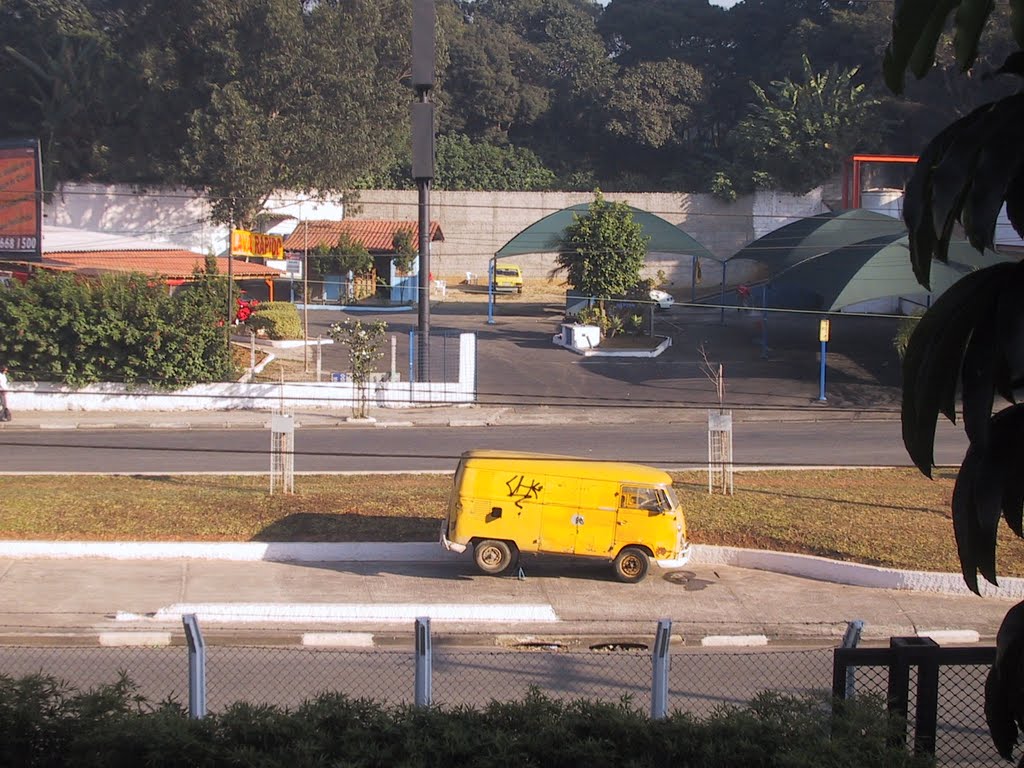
[2,0,1017,199]
[555,191,649,299]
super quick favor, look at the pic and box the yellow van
[493,264,524,293]
[440,450,690,582]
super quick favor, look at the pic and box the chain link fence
[0,633,1004,766]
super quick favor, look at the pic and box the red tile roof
[42,251,283,280]
[283,220,444,252]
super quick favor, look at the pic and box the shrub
[0,676,930,768]
[248,302,303,340]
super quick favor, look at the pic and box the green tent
[494,203,718,262]
[728,209,906,275]
[768,233,1015,311]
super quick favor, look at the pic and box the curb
[0,540,1015,599]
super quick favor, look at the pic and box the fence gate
[707,410,734,494]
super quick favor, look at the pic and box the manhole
[589,642,649,652]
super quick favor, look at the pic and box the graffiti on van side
[505,475,543,508]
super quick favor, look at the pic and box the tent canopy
[494,203,719,262]
[768,232,1015,311]
[727,209,906,275]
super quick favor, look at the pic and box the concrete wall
[45,184,827,295]
[353,189,826,292]
[7,334,477,412]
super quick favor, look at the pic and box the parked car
[650,289,674,310]
[494,264,524,293]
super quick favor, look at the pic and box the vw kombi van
[441,450,690,582]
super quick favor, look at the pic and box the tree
[391,228,418,274]
[555,191,649,303]
[311,235,372,278]
[328,318,388,419]
[731,55,881,193]
[883,2,1024,760]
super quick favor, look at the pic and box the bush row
[0,674,929,768]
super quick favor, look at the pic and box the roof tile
[283,220,444,252]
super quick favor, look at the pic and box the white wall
[7,334,477,412]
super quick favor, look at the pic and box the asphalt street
[0,299,1008,649]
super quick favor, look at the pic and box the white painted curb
[701,635,769,647]
[119,602,559,624]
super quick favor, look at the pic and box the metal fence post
[651,619,672,719]
[841,620,864,697]
[415,616,432,707]
[182,614,207,719]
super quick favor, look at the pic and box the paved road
[0,420,968,473]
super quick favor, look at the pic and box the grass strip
[2,468,1017,577]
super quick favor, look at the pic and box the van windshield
[664,487,680,510]
[621,486,672,513]
[496,268,519,276]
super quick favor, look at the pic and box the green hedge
[0,271,232,388]
[0,675,929,768]
[248,302,303,340]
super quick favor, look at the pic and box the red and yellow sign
[0,139,42,258]
[230,229,284,259]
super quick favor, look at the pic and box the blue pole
[818,339,827,401]
[487,258,495,324]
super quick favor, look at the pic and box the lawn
[1,468,1020,578]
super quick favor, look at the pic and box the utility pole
[411,0,435,384]
[226,213,235,343]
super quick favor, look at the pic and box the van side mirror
[490,507,502,519]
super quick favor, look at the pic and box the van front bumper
[655,541,691,569]
[439,521,467,554]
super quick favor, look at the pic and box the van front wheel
[613,547,649,583]
[474,540,516,575]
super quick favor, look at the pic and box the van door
[614,485,670,552]
[536,473,579,554]
[575,480,619,557]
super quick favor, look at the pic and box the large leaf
[962,95,1024,251]
[885,0,961,92]
[954,0,996,70]
[952,404,1024,592]
[986,601,1024,759]
[902,264,1013,475]
[902,103,993,286]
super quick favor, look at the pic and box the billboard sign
[0,138,42,262]
[230,229,284,259]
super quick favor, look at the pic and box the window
[620,486,669,512]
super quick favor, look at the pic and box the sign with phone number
[0,235,36,251]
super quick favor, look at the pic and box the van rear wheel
[613,547,649,583]
[474,539,516,575]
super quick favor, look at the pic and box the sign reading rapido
[230,229,284,259]
[0,138,42,262]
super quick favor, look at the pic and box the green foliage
[391,228,417,275]
[311,234,372,277]
[0,271,232,388]
[892,313,921,361]
[556,190,649,300]
[710,172,737,202]
[732,55,881,194]
[328,318,388,418]
[0,675,929,768]
[247,302,302,341]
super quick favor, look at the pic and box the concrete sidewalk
[0,548,1014,649]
